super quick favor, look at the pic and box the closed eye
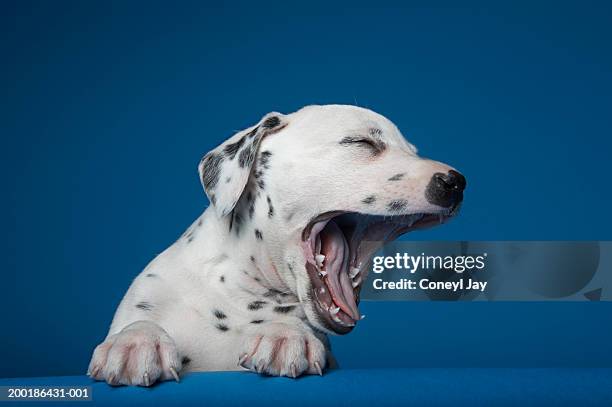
[339,136,385,155]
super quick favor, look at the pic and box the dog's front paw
[87,321,181,386]
[238,322,327,378]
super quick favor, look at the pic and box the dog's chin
[300,207,458,335]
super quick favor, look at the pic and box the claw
[107,374,117,386]
[314,361,323,376]
[238,354,249,368]
[349,267,360,279]
[143,372,150,387]
[290,363,297,378]
[169,367,180,382]
[90,366,100,379]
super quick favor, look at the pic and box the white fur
[88,105,456,386]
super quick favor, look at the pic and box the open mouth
[301,209,457,334]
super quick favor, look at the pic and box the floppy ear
[198,112,287,217]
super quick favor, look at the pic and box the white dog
[88,105,466,386]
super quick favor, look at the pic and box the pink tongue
[319,221,360,321]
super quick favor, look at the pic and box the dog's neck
[189,208,298,303]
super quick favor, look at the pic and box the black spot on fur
[259,151,272,169]
[238,143,256,168]
[263,288,283,297]
[247,126,259,139]
[254,276,261,282]
[273,305,295,314]
[255,229,263,240]
[387,199,408,212]
[215,323,229,332]
[249,203,255,219]
[388,173,405,181]
[210,193,216,205]
[225,176,232,183]
[229,211,243,234]
[213,309,227,319]
[251,319,264,324]
[266,196,274,218]
[257,178,265,190]
[250,255,256,263]
[182,356,191,366]
[135,301,153,311]
[224,135,247,160]
[197,218,203,227]
[145,273,157,278]
[262,116,280,128]
[362,195,376,205]
[248,301,267,311]
[219,275,225,283]
[200,153,224,190]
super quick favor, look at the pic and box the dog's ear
[198,113,287,217]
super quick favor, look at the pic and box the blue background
[2,1,611,378]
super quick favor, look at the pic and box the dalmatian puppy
[88,104,466,386]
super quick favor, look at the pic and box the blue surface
[1,369,611,407]
[331,301,612,368]
[2,1,612,379]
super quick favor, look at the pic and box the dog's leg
[88,320,181,386]
[238,319,328,378]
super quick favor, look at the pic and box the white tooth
[315,254,325,267]
[352,277,362,288]
[319,270,328,277]
[349,267,360,279]
[330,306,340,315]
[332,314,355,327]
[331,314,344,324]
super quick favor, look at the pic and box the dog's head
[199,105,466,335]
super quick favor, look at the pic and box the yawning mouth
[301,209,457,334]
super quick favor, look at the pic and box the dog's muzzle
[425,170,466,210]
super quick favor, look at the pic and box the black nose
[425,170,466,208]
